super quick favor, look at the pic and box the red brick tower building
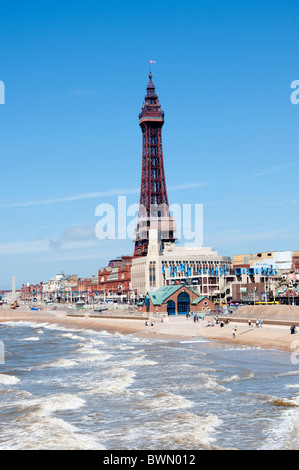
[98,256,132,300]
[134,72,176,257]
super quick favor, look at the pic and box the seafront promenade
[1,304,299,352]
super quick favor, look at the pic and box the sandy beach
[0,306,298,353]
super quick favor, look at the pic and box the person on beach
[232,328,237,338]
[256,319,260,328]
[290,325,297,335]
[248,320,251,327]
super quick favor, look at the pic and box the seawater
[0,320,299,450]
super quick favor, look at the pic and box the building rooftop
[146,285,182,305]
[145,284,207,306]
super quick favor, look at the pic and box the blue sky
[0,0,298,289]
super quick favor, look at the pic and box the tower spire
[134,71,176,257]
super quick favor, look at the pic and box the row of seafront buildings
[125,231,299,306]
[21,231,299,307]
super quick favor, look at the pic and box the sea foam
[144,392,193,411]
[0,374,20,385]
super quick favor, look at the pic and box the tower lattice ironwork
[134,72,176,257]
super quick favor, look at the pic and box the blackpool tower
[134,72,176,257]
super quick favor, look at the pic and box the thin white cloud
[0,221,133,256]
[0,238,101,256]
[0,188,140,208]
[36,251,108,263]
[68,89,99,96]
[0,239,49,255]
[0,183,206,209]
[0,223,100,255]
[237,164,294,181]
[206,226,292,248]
[49,224,96,249]
[168,182,208,191]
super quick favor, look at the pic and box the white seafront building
[42,272,78,302]
[131,229,232,299]
[232,251,296,272]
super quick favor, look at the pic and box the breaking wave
[156,411,223,449]
[0,374,20,385]
[83,366,136,395]
[0,394,105,450]
[144,392,193,411]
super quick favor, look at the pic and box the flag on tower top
[150,60,156,64]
